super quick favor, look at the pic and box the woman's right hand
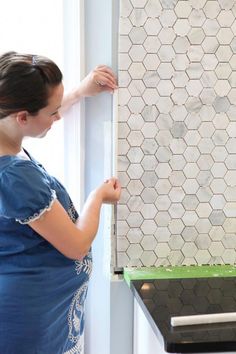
[95,177,121,204]
[29,177,121,260]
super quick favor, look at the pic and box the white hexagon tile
[116,0,236,268]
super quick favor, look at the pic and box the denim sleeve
[0,160,56,224]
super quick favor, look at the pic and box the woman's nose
[54,113,61,121]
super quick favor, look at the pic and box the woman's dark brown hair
[0,51,63,119]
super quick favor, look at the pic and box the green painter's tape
[124,265,236,287]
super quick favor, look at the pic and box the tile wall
[116,0,236,267]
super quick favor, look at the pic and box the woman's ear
[15,111,29,126]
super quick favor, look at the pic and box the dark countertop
[124,266,236,353]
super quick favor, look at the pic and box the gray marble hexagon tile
[116,0,236,268]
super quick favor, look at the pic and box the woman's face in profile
[25,83,64,138]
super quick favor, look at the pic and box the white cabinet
[133,298,166,354]
[133,298,235,354]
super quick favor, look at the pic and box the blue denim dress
[0,152,92,354]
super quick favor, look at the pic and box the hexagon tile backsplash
[116,0,236,268]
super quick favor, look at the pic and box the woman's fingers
[93,66,118,89]
[95,65,117,77]
[102,178,121,202]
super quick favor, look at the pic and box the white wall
[83,0,115,353]
[83,1,133,354]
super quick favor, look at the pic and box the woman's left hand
[60,65,118,115]
[78,65,118,97]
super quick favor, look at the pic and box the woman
[0,51,121,354]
